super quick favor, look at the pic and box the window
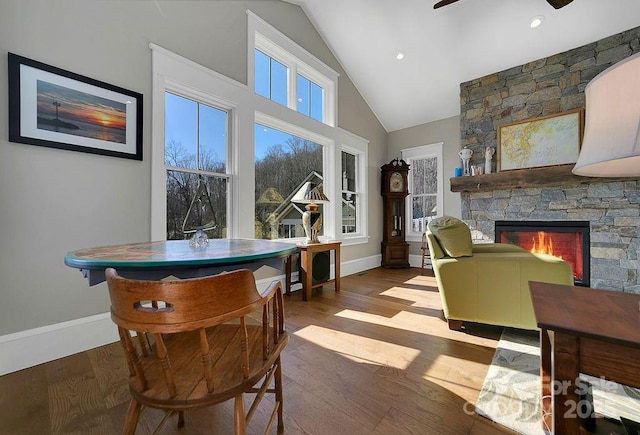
[254,47,326,123]
[341,151,358,234]
[402,143,444,241]
[164,92,229,240]
[296,74,323,122]
[255,49,288,107]
[253,27,336,126]
[254,122,323,240]
[151,11,368,246]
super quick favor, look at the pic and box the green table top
[64,238,297,271]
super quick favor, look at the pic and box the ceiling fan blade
[546,0,574,9]
[433,0,459,9]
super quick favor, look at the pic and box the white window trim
[402,142,444,243]
[150,43,250,240]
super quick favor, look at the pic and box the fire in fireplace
[495,221,590,286]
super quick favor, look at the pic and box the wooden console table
[285,241,341,301]
[529,281,640,434]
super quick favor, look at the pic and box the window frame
[340,140,367,240]
[163,91,231,240]
[402,142,444,242]
[249,13,337,127]
[254,111,332,241]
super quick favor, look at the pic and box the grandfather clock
[381,158,410,268]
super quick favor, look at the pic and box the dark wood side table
[529,281,640,434]
[285,241,341,301]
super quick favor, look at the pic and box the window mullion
[289,63,297,110]
[268,57,274,100]
[196,103,200,170]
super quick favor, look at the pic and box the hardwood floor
[0,267,515,434]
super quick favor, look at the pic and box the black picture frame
[8,52,143,160]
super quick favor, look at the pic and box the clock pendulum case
[381,158,410,268]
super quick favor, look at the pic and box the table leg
[553,332,581,435]
[285,253,292,295]
[301,249,311,302]
[540,328,552,432]
[334,246,340,292]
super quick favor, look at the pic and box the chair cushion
[428,216,473,258]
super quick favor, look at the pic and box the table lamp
[573,51,640,177]
[292,182,329,244]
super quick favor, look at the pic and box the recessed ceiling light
[530,15,544,28]
[396,51,406,61]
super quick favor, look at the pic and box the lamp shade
[572,51,640,177]
[292,182,329,204]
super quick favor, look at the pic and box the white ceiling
[286,0,640,132]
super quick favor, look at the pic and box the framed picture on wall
[497,109,584,171]
[8,52,143,160]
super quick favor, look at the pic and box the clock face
[390,172,404,192]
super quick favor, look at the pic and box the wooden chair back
[104,267,288,434]
[107,267,270,332]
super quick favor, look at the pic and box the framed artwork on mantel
[8,52,143,160]
[497,109,584,172]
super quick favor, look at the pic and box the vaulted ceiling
[286,0,640,132]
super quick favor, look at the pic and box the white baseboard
[409,253,430,269]
[0,313,120,376]
[0,255,381,376]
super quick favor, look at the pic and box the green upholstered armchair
[425,216,574,331]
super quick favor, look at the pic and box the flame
[530,231,562,259]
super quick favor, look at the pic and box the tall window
[403,143,444,241]
[341,151,358,233]
[254,123,323,240]
[164,92,229,240]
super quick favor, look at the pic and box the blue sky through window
[165,93,226,171]
[255,49,323,123]
[166,49,326,170]
[255,123,299,161]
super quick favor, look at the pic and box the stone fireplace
[458,180,640,292]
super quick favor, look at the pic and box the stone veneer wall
[458,26,640,293]
[464,183,640,292]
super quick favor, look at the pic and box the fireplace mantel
[449,164,626,193]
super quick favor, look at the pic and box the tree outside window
[165,92,228,240]
[254,123,323,240]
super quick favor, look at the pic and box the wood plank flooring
[0,267,515,434]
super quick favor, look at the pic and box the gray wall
[387,115,462,255]
[0,0,387,335]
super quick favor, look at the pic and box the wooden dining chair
[104,267,289,434]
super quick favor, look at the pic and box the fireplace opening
[495,221,590,286]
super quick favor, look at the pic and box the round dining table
[65,238,297,286]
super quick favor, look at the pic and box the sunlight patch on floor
[334,308,432,334]
[379,286,441,309]
[424,354,486,401]
[293,324,420,369]
[333,308,491,347]
[403,275,437,287]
